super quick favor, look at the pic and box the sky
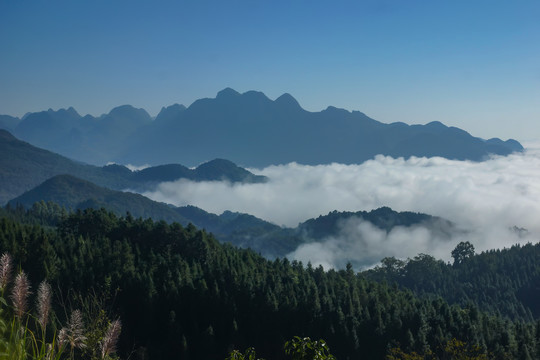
[1,0,539,141]
[142,145,540,269]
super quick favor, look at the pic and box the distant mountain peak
[216,88,272,104]
[109,104,145,114]
[198,158,237,169]
[242,90,270,101]
[159,103,186,113]
[194,158,267,183]
[108,105,152,124]
[275,93,301,109]
[155,104,186,123]
[195,158,235,172]
[486,137,524,152]
[44,107,80,118]
[323,105,350,115]
[66,106,80,117]
[426,121,445,127]
[216,87,241,99]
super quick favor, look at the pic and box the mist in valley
[141,144,540,268]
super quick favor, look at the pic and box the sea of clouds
[142,144,540,269]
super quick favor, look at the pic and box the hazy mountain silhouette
[11,105,152,163]
[6,89,522,167]
[0,130,266,204]
[0,115,19,132]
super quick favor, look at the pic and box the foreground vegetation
[0,252,122,360]
[0,205,539,359]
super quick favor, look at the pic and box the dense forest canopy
[0,204,539,359]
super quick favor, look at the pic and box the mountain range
[0,129,266,205]
[2,88,522,167]
[2,128,451,261]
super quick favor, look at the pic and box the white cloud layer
[142,146,540,268]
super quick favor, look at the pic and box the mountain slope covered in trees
[365,241,540,322]
[8,173,456,261]
[0,207,539,360]
[8,175,191,225]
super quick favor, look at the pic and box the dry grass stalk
[0,252,12,291]
[57,328,68,350]
[58,309,87,350]
[37,280,52,329]
[10,271,31,318]
[101,319,122,358]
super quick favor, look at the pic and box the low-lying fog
[142,144,540,269]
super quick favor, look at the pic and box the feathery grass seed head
[57,328,68,350]
[67,309,87,349]
[58,309,87,351]
[101,319,122,358]
[10,271,31,318]
[37,280,52,329]
[0,252,12,291]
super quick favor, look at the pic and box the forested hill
[8,175,191,225]
[297,207,454,240]
[365,242,540,322]
[3,89,523,167]
[1,207,539,359]
[8,177,286,252]
[8,174,455,260]
[0,129,266,204]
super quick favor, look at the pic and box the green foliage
[366,242,540,321]
[442,338,489,360]
[386,347,426,360]
[297,207,448,241]
[387,338,490,360]
[0,207,539,359]
[0,270,63,360]
[284,337,335,360]
[451,241,475,265]
[9,175,191,226]
[227,337,336,360]
[226,347,264,360]
[0,252,121,360]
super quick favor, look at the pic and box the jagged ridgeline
[2,89,522,167]
[1,207,539,360]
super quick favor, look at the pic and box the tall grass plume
[0,252,12,292]
[36,280,52,330]
[10,271,31,318]
[101,319,121,359]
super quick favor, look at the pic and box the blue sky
[1,0,539,141]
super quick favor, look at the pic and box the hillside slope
[0,129,266,204]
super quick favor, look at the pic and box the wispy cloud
[106,162,150,172]
[142,147,540,268]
